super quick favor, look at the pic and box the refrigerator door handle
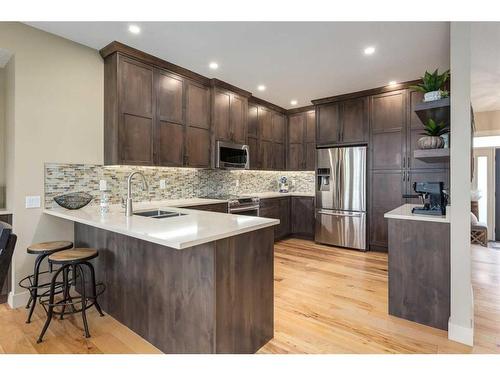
[317,209,363,217]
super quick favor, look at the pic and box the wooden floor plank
[0,239,498,353]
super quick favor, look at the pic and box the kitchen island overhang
[45,201,279,354]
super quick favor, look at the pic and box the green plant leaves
[410,69,450,93]
[421,118,449,136]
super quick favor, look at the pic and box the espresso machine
[411,182,447,216]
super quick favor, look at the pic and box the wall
[474,110,500,136]
[44,164,315,208]
[0,67,5,208]
[449,22,474,346]
[0,22,104,307]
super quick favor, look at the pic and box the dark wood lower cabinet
[183,202,228,213]
[260,196,314,241]
[291,197,315,238]
[75,223,274,354]
[388,218,450,330]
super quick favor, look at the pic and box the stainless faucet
[125,171,149,216]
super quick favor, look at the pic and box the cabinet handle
[403,156,405,168]
[408,156,411,168]
[402,171,406,181]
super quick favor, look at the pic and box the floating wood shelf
[414,97,450,125]
[413,148,450,163]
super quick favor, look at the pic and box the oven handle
[229,206,260,214]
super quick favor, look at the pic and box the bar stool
[37,248,105,343]
[19,241,73,323]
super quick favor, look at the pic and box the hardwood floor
[0,239,498,353]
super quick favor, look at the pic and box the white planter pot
[417,136,445,149]
[424,90,442,102]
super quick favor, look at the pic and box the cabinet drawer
[259,197,283,209]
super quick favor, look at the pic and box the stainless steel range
[201,194,260,216]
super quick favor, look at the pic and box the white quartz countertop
[0,209,12,216]
[243,192,315,199]
[44,198,279,250]
[384,204,450,223]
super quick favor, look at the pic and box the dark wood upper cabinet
[287,109,315,171]
[316,102,341,145]
[272,113,285,143]
[371,90,406,132]
[259,107,273,142]
[212,82,249,145]
[341,97,368,143]
[104,51,210,168]
[247,103,258,138]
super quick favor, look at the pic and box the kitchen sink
[133,210,186,219]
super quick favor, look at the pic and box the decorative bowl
[54,192,93,210]
[417,136,445,149]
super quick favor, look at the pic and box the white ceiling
[472,22,500,113]
[26,22,450,109]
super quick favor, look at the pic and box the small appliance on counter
[278,176,289,193]
[411,182,447,216]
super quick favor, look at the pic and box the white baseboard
[448,321,474,346]
[8,290,30,309]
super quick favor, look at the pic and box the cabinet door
[259,107,273,142]
[119,57,154,165]
[288,113,305,144]
[305,110,316,142]
[260,140,273,170]
[186,81,210,130]
[317,102,341,145]
[214,90,231,141]
[247,103,259,138]
[230,94,247,144]
[305,142,316,171]
[370,91,406,170]
[341,97,368,143]
[278,198,291,239]
[291,197,315,237]
[186,127,210,168]
[288,143,304,171]
[156,70,185,166]
[272,113,286,143]
[273,143,285,170]
[370,171,405,250]
[248,137,259,169]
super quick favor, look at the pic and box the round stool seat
[27,241,73,255]
[48,248,98,264]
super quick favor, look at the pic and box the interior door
[473,147,495,239]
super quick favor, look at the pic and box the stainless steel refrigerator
[315,146,367,250]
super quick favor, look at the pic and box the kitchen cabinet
[260,197,289,240]
[103,52,211,168]
[212,83,249,145]
[184,202,228,213]
[287,109,316,171]
[247,100,286,170]
[291,196,315,238]
[316,97,367,146]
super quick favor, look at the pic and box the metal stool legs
[26,254,47,323]
[82,261,104,317]
[37,265,65,343]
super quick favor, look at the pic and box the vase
[417,136,444,149]
[424,90,442,102]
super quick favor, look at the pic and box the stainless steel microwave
[216,141,250,169]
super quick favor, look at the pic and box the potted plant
[417,118,449,149]
[410,69,450,102]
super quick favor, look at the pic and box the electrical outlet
[160,179,167,189]
[25,195,41,209]
[99,179,107,191]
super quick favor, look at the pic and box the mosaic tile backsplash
[44,164,315,209]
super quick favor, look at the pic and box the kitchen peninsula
[44,198,278,353]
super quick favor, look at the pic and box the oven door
[216,141,249,169]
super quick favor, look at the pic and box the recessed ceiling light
[209,62,219,70]
[388,80,397,86]
[364,46,375,55]
[290,100,298,106]
[257,85,266,91]
[128,24,141,35]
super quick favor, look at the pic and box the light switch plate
[160,179,166,189]
[25,195,41,209]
